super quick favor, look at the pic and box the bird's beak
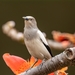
[22,17,29,21]
[22,17,26,19]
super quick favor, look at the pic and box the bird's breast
[24,38,51,60]
[24,28,37,40]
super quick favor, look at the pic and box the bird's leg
[30,58,38,68]
[26,59,38,72]
[42,59,46,63]
[40,59,46,67]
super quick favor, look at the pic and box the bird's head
[22,16,37,28]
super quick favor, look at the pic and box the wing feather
[37,30,53,57]
[37,30,48,45]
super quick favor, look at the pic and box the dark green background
[0,1,75,75]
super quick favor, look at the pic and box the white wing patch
[37,30,48,45]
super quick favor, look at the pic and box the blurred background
[0,1,75,75]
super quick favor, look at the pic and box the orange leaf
[57,67,68,75]
[3,53,30,74]
[3,53,42,75]
[28,56,42,67]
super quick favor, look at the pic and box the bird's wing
[37,30,48,45]
[37,30,53,57]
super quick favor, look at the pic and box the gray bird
[23,16,53,67]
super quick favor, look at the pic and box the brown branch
[47,40,69,50]
[2,21,24,43]
[2,21,72,50]
[19,47,75,75]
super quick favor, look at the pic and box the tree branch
[19,47,75,75]
[2,21,72,50]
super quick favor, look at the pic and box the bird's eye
[25,18,29,21]
[30,19,33,21]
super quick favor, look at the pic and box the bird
[23,16,53,68]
